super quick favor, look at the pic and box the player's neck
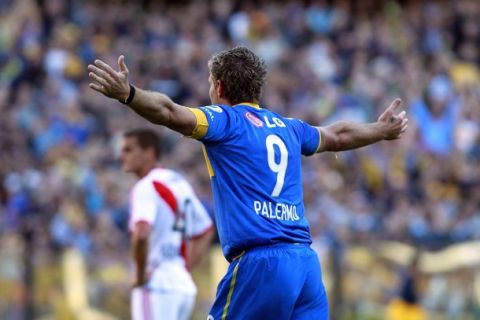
[213,97,232,106]
[137,163,157,179]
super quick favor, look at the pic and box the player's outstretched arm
[88,56,196,136]
[317,99,408,152]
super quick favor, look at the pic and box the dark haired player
[121,128,213,320]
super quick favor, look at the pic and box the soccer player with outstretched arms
[88,47,407,319]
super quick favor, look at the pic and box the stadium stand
[0,0,479,318]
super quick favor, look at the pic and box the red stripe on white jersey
[152,180,189,265]
[152,181,178,214]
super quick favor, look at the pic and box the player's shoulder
[133,168,193,197]
[198,104,240,127]
[198,104,233,117]
[145,167,183,183]
[132,171,156,196]
[133,168,171,190]
[152,168,195,191]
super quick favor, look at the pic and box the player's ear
[216,80,223,98]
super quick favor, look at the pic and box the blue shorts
[208,243,328,320]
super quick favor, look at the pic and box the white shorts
[131,288,195,320]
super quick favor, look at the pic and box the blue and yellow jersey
[189,103,321,261]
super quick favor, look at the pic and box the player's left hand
[131,275,149,288]
[88,55,130,102]
[377,98,408,140]
[131,268,153,288]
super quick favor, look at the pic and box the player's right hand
[377,98,408,140]
[88,55,130,102]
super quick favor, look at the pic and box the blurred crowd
[1,0,480,318]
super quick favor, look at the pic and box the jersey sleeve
[129,180,157,230]
[290,118,322,156]
[187,105,239,143]
[185,191,214,239]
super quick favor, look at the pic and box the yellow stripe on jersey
[202,145,215,178]
[222,256,243,320]
[234,102,261,109]
[188,107,209,139]
[315,127,324,153]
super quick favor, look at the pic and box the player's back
[129,168,212,294]
[194,103,321,260]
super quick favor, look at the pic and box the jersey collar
[233,102,261,109]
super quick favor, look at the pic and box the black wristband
[120,84,135,105]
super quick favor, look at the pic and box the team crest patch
[245,112,263,127]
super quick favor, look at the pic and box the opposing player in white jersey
[121,128,214,320]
